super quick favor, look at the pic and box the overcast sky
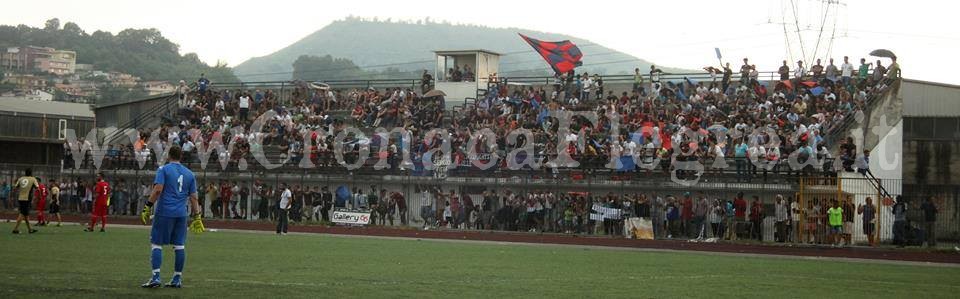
[2,0,957,84]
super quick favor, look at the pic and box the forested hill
[235,17,688,82]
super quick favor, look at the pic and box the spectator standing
[789,197,800,243]
[421,70,433,94]
[238,93,250,122]
[197,73,209,95]
[793,60,806,83]
[749,196,764,241]
[680,193,693,238]
[873,60,886,82]
[842,197,855,246]
[277,183,291,235]
[49,179,62,227]
[220,181,233,219]
[632,68,645,95]
[177,80,189,108]
[708,199,723,238]
[724,199,736,241]
[891,196,908,247]
[920,197,938,247]
[825,58,838,83]
[650,65,664,94]
[204,183,217,218]
[887,57,900,79]
[840,56,854,86]
[777,60,790,81]
[774,195,788,242]
[857,58,872,83]
[734,193,747,239]
[739,58,751,84]
[0,181,9,211]
[857,197,877,246]
[581,74,593,102]
[827,199,843,247]
[693,194,709,240]
[810,59,824,81]
[320,186,333,222]
[721,63,732,92]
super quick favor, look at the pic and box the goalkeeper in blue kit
[141,146,201,288]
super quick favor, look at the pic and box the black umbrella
[422,90,447,98]
[869,49,897,58]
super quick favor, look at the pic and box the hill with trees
[0,18,237,83]
[236,17,688,82]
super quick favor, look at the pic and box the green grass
[2,222,959,298]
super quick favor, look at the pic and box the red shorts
[93,204,108,217]
[37,199,46,211]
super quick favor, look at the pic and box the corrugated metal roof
[0,97,94,118]
[901,79,960,117]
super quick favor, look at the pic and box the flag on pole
[519,34,583,74]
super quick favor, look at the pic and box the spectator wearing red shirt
[733,192,747,239]
[680,193,693,238]
[85,173,110,232]
[35,178,48,226]
[220,181,233,219]
[750,196,764,240]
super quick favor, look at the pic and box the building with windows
[0,46,77,75]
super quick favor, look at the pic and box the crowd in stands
[66,55,898,183]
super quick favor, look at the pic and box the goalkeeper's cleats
[165,275,182,288]
[141,274,162,288]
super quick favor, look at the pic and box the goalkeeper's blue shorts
[151,216,188,246]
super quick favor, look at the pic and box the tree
[292,55,364,81]
[44,18,60,31]
[0,21,240,83]
[63,22,85,36]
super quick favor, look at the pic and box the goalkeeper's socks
[174,245,185,273]
[151,244,162,271]
[151,270,161,282]
[167,272,183,288]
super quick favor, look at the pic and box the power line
[788,0,808,63]
[808,0,832,62]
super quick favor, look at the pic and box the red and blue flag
[519,34,583,74]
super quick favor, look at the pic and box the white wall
[869,119,903,181]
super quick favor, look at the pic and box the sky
[2,0,958,84]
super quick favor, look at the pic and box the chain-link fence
[5,162,956,248]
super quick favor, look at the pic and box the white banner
[589,204,622,220]
[332,209,371,225]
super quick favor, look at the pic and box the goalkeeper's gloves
[141,201,153,225]
[189,214,205,234]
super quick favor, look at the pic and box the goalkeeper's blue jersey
[153,162,196,217]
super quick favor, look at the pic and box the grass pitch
[2,222,959,298]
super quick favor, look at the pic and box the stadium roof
[433,49,501,56]
[0,97,94,118]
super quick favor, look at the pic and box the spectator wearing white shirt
[238,93,250,121]
[841,56,855,87]
[277,183,291,235]
[794,60,806,81]
[581,74,593,101]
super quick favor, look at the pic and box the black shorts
[18,200,31,216]
[49,203,60,214]
[863,222,875,235]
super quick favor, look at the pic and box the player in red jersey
[35,177,48,226]
[85,172,111,232]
